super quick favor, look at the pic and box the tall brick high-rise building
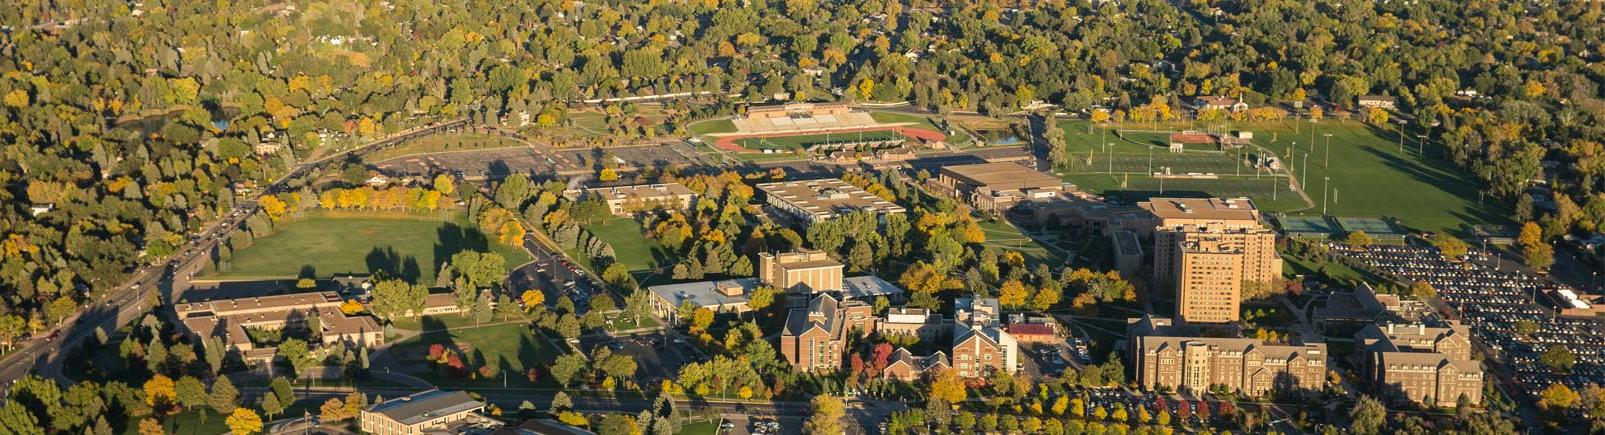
[1140,197,1281,323]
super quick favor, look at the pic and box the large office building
[359,389,499,435]
[579,183,697,216]
[644,278,760,324]
[758,250,845,294]
[176,291,384,362]
[1132,334,1327,397]
[926,162,1073,213]
[1141,197,1280,323]
[779,293,876,372]
[1355,322,1483,407]
[756,178,905,224]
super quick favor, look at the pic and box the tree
[1351,395,1386,435]
[278,338,314,377]
[175,376,208,411]
[225,408,263,434]
[690,307,715,332]
[138,418,163,435]
[521,290,546,311]
[1524,242,1555,271]
[371,279,427,321]
[597,414,637,435]
[1433,235,1469,259]
[998,280,1030,309]
[1541,345,1577,372]
[929,369,966,404]
[1519,221,1543,247]
[1540,383,1581,411]
[1345,231,1374,247]
[433,174,456,195]
[270,377,295,411]
[747,286,778,314]
[210,377,240,415]
[144,375,178,412]
[319,397,348,423]
[552,354,588,387]
[805,395,846,435]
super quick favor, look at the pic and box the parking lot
[578,332,703,385]
[1334,242,1605,394]
[550,143,702,173]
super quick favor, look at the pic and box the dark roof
[367,390,484,425]
[1006,323,1055,336]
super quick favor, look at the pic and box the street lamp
[1107,142,1114,174]
[1416,134,1427,155]
[1322,133,1333,167]
[1322,177,1330,215]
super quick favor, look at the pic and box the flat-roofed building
[580,183,697,216]
[177,291,383,361]
[1133,335,1327,397]
[1355,322,1482,407]
[757,179,905,224]
[1113,230,1143,280]
[1141,197,1280,324]
[360,389,499,435]
[927,162,1072,213]
[780,293,875,372]
[758,250,844,293]
[645,278,760,324]
[879,307,946,342]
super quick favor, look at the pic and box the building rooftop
[176,291,343,317]
[368,390,485,426]
[646,278,760,308]
[1137,335,1326,361]
[757,179,905,220]
[584,183,695,202]
[1006,323,1056,337]
[1378,351,1481,373]
[840,275,905,300]
[1139,197,1261,223]
[939,162,1065,192]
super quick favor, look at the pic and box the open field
[209,211,531,283]
[1056,119,1505,232]
[1067,173,1310,212]
[585,216,669,280]
[688,118,737,136]
[978,220,1061,265]
[390,321,560,388]
[870,111,972,145]
[363,133,524,162]
[1061,150,1247,175]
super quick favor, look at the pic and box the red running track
[711,126,948,153]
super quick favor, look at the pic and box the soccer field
[1067,174,1310,213]
[1057,119,1507,233]
[1062,150,1247,175]
[733,130,904,151]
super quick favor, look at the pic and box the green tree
[804,395,846,435]
[551,354,588,387]
[1541,346,1577,372]
[210,377,240,415]
[174,376,208,411]
[1351,395,1386,435]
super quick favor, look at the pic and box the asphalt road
[0,119,469,390]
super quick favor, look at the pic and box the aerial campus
[4,2,1605,435]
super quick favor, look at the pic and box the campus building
[951,297,1018,378]
[579,183,697,216]
[359,389,499,435]
[176,291,383,362]
[644,278,760,324]
[1141,197,1280,324]
[878,307,947,343]
[1355,322,1483,407]
[925,162,1073,213]
[758,250,845,294]
[779,293,876,372]
[883,348,950,381]
[756,178,906,224]
[1132,334,1328,397]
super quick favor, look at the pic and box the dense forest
[2,0,1603,341]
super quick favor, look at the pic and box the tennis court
[1335,216,1408,240]
[1276,215,1342,239]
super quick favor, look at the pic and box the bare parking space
[372,147,567,180]
[553,144,698,172]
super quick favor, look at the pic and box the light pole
[1322,176,1330,215]
[1323,133,1333,167]
[1417,134,1427,155]
[1108,142,1114,174]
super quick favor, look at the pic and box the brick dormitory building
[1128,316,1327,397]
[1355,322,1483,407]
[176,291,384,362]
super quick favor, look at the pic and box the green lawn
[1054,119,1505,233]
[1066,174,1310,212]
[584,216,668,278]
[869,111,972,145]
[210,211,531,283]
[390,321,561,388]
[688,119,737,136]
[677,421,720,435]
[365,133,524,162]
[977,220,1061,265]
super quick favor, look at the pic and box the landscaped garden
[208,211,530,283]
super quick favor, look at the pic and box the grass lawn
[390,321,561,388]
[365,133,524,162]
[1066,173,1310,212]
[677,421,720,435]
[210,211,531,283]
[869,111,972,144]
[604,313,661,332]
[1058,119,1505,234]
[734,130,904,151]
[688,119,737,136]
[387,312,518,332]
[977,219,1061,265]
[584,216,668,278]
